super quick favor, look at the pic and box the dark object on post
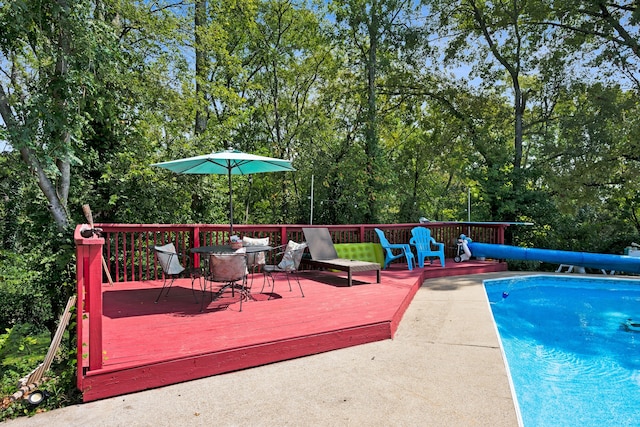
[80,204,103,238]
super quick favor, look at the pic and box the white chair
[153,243,202,304]
[556,264,585,274]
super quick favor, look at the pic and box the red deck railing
[94,222,507,283]
[74,222,507,387]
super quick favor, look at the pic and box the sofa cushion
[334,243,385,268]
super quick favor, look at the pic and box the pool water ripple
[485,275,640,427]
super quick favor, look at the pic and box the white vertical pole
[467,187,471,236]
[310,175,314,225]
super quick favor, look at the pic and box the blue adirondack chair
[409,227,445,268]
[374,228,415,270]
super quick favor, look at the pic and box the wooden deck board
[80,260,506,401]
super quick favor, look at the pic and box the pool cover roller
[468,242,640,274]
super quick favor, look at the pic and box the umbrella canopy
[152,149,295,234]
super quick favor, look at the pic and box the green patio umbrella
[152,149,295,235]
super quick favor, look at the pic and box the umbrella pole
[228,168,233,236]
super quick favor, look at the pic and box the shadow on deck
[80,260,506,402]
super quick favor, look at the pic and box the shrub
[0,251,53,331]
[1,324,81,421]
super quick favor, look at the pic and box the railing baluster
[91,222,508,283]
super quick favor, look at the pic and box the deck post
[192,225,201,268]
[75,225,105,374]
[498,224,506,245]
[279,225,288,246]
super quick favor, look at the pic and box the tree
[426,0,574,224]
[0,0,188,230]
[195,0,209,135]
[330,0,424,222]
[541,82,640,233]
[189,0,259,147]
[242,0,333,222]
[0,0,90,230]
[544,1,640,88]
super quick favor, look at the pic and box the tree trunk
[0,5,72,232]
[195,0,208,135]
[513,81,525,170]
[364,0,380,223]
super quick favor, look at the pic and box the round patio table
[191,245,274,310]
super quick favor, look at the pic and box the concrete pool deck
[2,272,527,427]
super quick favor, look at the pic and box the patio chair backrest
[209,252,247,282]
[243,236,269,267]
[409,227,437,250]
[277,241,308,272]
[374,228,393,248]
[302,228,339,260]
[154,243,185,276]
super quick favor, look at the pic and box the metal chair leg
[293,272,304,297]
[155,276,176,303]
[284,272,304,297]
[261,269,277,294]
[235,276,250,312]
[265,271,277,300]
[190,273,202,304]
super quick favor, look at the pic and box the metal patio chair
[204,251,249,311]
[262,241,307,298]
[152,243,202,303]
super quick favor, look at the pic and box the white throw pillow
[243,236,269,267]
[277,241,307,272]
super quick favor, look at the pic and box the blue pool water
[484,275,640,427]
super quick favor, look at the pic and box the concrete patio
[3,272,523,427]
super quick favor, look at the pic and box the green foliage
[506,259,542,272]
[0,251,52,331]
[3,0,640,417]
[0,325,49,367]
[0,325,50,420]
[0,324,80,421]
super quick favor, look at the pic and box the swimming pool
[484,275,640,427]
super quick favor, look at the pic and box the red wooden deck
[80,260,506,402]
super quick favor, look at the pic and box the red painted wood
[81,323,391,402]
[95,223,509,283]
[74,226,106,374]
[75,240,86,391]
[88,241,104,370]
[76,223,509,401]
[75,254,503,402]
